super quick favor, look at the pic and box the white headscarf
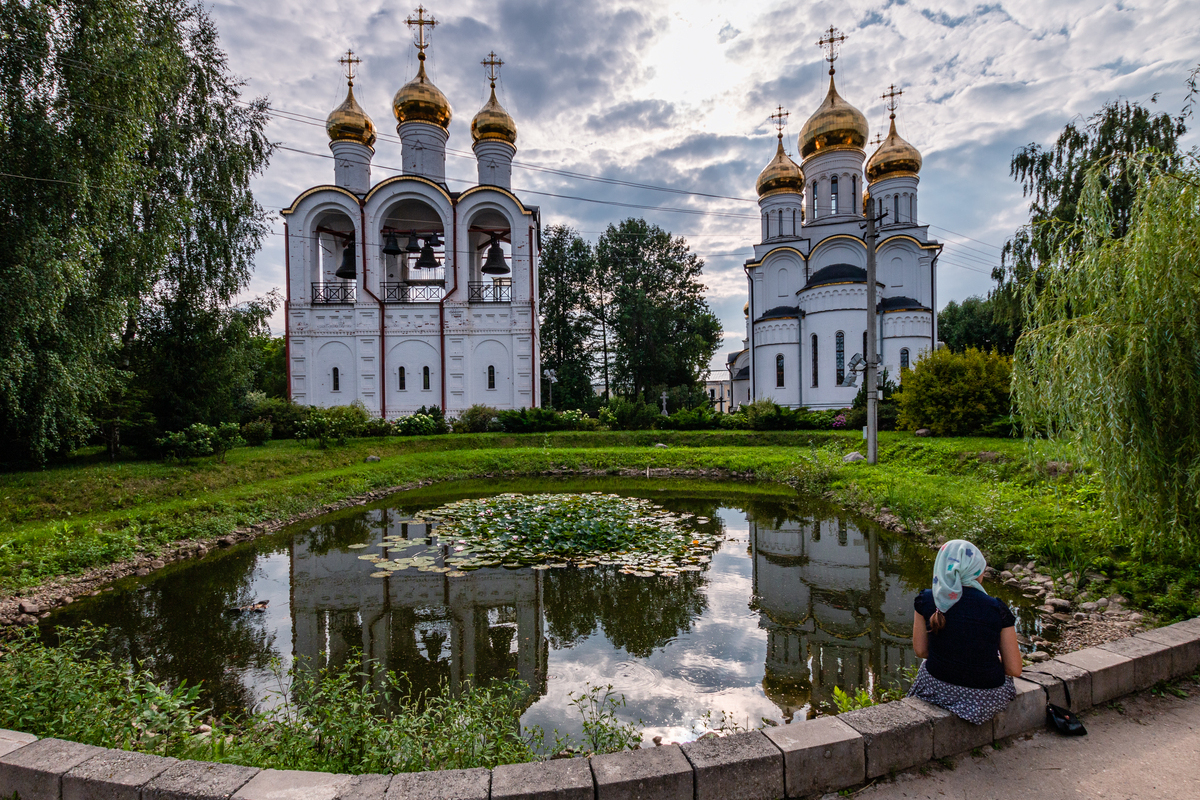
[932,539,988,613]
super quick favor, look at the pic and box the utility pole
[864,200,886,465]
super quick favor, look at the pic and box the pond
[41,478,1040,745]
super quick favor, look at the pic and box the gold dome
[471,86,517,145]
[393,58,452,129]
[799,75,869,159]
[326,83,377,147]
[756,135,804,198]
[866,116,922,181]
[744,301,750,317]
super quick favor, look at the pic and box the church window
[762,213,768,240]
[487,365,496,390]
[909,194,915,223]
[332,367,340,392]
[778,210,784,237]
[792,210,797,234]
[852,176,858,213]
[811,334,819,387]
[422,366,431,391]
[710,388,716,399]
[811,182,818,218]
[776,354,785,388]
[836,331,845,385]
[399,367,406,391]
[894,194,900,223]
[830,176,839,214]
[900,348,910,370]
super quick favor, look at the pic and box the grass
[1,429,1195,618]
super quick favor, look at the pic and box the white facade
[284,51,540,419]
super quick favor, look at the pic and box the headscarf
[932,539,988,613]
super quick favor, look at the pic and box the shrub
[297,408,356,448]
[558,409,600,431]
[453,404,501,434]
[251,398,310,440]
[414,405,450,434]
[598,397,660,430]
[393,413,441,436]
[497,407,564,433]
[738,400,792,431]
[157,422,244,462]
[660,405,721,431]
[241,418,273,446]
[359,417,393,438]
[896,348,1012,436]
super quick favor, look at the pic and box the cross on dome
[882,84,904,118]
[338,50,361,85]
[482,51,504,88]
[406,5,438,61]
[816,26,847,74]
[871,132,885,147]
[769,105,789,139]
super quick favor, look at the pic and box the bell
[382,232,403,256]
[335,237,356,280]
[426,232,443,248]
[481,241,509,274]
[405,232,422,253]
[414,243,439,270]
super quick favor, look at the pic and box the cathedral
[282,8,541,418]
[728,30,940,410]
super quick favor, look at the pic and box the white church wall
[805,236,864,276]
[801,308,868,410]
[802,150,865,221]
[314,340,357,407]
[470,337,515,409]
[386,337,442,414]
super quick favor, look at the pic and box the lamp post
[543,368,557,408]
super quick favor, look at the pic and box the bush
[157,422,244,462]
[453,405,501,434]
[359,417,393,438]
[241,418,273,446]
[598,397,660,430]
[896,348,1012,436]
[414,405,450,434]
[296,408,356,448]
[497,407,564,433]
[393,413,443,436]
[558,409,601,431]
[660,405,721,431]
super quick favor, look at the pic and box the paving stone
[680,731,784,800]
[838,702,933,779]
[1137,623,1200,678]
[591,745,692,800]
[901,697,994,759]
[0,737,107,800]
[386,768,489,800]
[1099,636,1173,690]
[233,768,352,799]
[491,758,592,800]
[335,773,392,800]
[63,749,177,800]
[0,729,37,759]
[763,715,864,797]
[143,760,261,800]
[1057,648,1135,705]
[992,677,1047,740]
[1023,659,1092,711]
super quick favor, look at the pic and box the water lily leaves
[369,571,391,578]
[348,543,369,549]
[358,554,380,561]
[446,571,468,578]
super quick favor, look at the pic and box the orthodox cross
[406,6,438,60]
[769,105,789,140]
[871,132,885,147]
[816,25,847,74]
[881,84,903,119]
[338,50,361,86]
[482,51,504,88]
[660,390,669,416]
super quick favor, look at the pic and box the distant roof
[756,304,801,322]
[726,350,744,363]
[802,263,866,290]
[733,365,750,381]
[877,295,931,312]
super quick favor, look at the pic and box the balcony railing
[312,283,355,304]
[382,283,444,303]
[468,280,512,303]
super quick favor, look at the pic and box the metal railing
[311,283,355,304]
[382,283,445,303]
[468,280,512,303]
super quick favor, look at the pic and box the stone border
[2,618,1196,800]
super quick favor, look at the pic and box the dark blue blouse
[915,587,1016,689]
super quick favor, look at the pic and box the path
[849,677,1200,800]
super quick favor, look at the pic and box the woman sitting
[909,539,1023,724]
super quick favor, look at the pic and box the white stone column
[473,139,516,189]
[330,140,373,194]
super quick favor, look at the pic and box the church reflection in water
[289,504,918,721]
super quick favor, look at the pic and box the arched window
[422,366,431,391]
[894,194,900,223]
[487,365,496,390]
[830,176,839,214]
[710,388,716,399]
[762,212,768,240]
[398,366,406,391]
[836,331,845,385]
[776,353,785,388]
[332,367,340,392]
[811,334,819,387]
[900,348,910,370]
[909,194,915,223]
[811,182,819,218]
[791,209,797,235]
[778,209,784,237]
[852,176,858,214]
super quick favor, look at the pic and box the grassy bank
[1,430,1194,617]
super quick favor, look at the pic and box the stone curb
[1,618,1196,800]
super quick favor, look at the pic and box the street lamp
[543,368,558,407]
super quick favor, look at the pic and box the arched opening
[851,176,858,214]
[379,198,446,304]
[811,181,819,219]
[836,331,845,385]
[422,366,431,391]
[487,365,496,390]
[893,194,900,224]
[811,334,819,387]
[332,367,341,393]
[467,207,513,303]
[398,366,406,391]
[311,209,357,304]
[830,176,839,214]
[775,353,785,388]
[900,348,910,370]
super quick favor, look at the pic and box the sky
[209,0,1200,370]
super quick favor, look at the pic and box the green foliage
[453,405,501,434]
[895,348,1012,436]
[557,409,601,431]
[660,405,722,431]
[565,684,642,754]
[0,0,272,463]
[157,422,244,462]
[251,337,287,398]
[497,407,565,434]
[392,413,444,437]
[1013,154,1200,553]
[297,406,363,448]
[539,226,598,410]
[832,686,875,713]
[240,419,273,447]
[846,371,899,432]
[732,400,841,432]
[938,297,1016,355]
[240,396,309,439]
[599,397,661,430]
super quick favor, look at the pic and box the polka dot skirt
[907,661,1016,725]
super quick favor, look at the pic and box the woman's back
[915,587,1014,689]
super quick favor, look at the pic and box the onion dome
[393,57,452,129]
[756,135,804,198]
[744,301,750,317]
[326,82,377,147]
[866,115,922,181]
[471,85,517,145]
[799,75,869,158]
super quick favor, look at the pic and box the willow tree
[1012,153,1200,553]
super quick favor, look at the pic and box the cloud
[718,22,740,44]
[586,99,680,134]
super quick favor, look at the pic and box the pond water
[42,478,1039,744]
